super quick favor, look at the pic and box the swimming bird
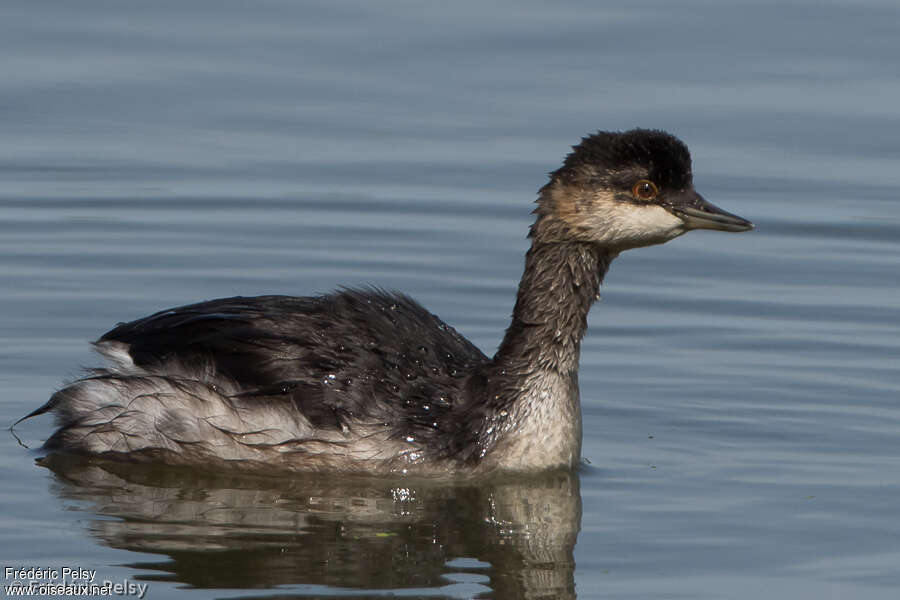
[22,129,752,475]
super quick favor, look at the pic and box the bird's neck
[469,238,616,471]
[494,240,614,372]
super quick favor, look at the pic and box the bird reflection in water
[39,453,581,598]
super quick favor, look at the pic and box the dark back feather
[100,289,490,455]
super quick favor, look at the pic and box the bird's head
[534,129,753,250]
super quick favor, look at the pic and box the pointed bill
[666,190,754,232]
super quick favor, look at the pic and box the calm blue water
[2,1,899,598]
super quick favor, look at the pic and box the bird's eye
[632,179,659,201]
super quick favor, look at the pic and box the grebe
[23,129,752,475]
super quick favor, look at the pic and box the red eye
[632,179,659,200]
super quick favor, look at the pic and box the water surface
[2,1,899,598]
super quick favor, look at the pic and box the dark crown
[553,129,693,191]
